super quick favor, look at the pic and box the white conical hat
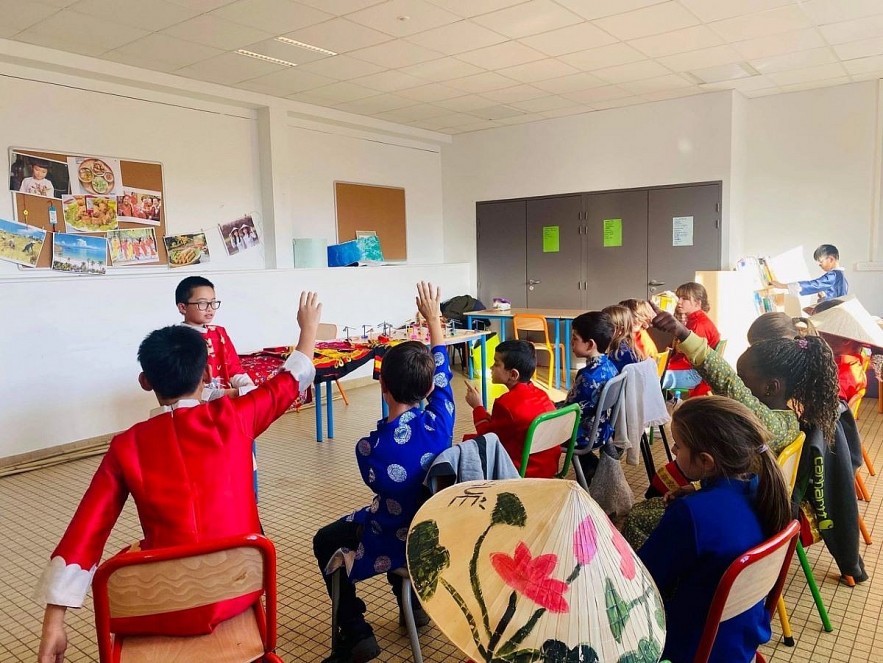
[810,298,883,350]
[407,479,665,663]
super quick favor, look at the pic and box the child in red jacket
[662,282,720,394]
[465,340,557,477]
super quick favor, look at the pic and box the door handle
[648,280,665,287]
[528,279,541,285]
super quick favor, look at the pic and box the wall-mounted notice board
[334,182,406,261]
[11,148,168,268]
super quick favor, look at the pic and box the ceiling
[4,0,883,134]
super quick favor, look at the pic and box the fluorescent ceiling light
[275,37,337,56]
[686,62,760,85]
[236,50,298,67]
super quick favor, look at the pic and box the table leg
[553,319,561,390]
[381,390,389,419]
[466,315,474,379]
[480,334,488,407]
[500,319,506,341]
[314,383,323,443]
[326,381,334,439]
[565,319,572,390]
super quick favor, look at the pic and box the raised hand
[650,302,690,341]
[415,281,442,322]
[295,291,322,356]
[464,379,482,409]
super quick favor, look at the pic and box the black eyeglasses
[185,300,221,311]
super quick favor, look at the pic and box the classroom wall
[0,264,471,458]
[735,81,883,312]
[441,91,735,272]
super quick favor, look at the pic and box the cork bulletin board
[10,148,168,268]
[334,182,406,261]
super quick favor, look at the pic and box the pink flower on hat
[491,542,569,613]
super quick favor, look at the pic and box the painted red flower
[490,542,569,613]
[611,528,636,580]
[573,516,598,566]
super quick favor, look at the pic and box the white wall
[288,124,444,264]
[442,91,735,269]
[735,81,883,312]
[0,264,470,458]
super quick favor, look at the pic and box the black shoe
[399,602,431,628]
[322,629,381,663]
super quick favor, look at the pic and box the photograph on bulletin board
[51,233,107,275]
[219,215,260,256]
[118,187,162,225]
[108,228,159,266]
[62,194,118,232]
[0,217,47,267]
[165,232,210,268]
[9,151,71,200]
[67,156,122,197]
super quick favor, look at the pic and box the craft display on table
[407,479,665,663]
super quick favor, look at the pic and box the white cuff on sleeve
[238,384,258,397]
[282,350,316,396]
[231,373,256,389]
[202,386,225,401]
[787,282,800,297]
[33,556,95,608]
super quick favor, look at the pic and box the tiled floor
[0,372,881,662]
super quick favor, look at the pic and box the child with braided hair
[623,304,840,550]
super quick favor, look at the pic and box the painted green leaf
[654,604,665,630]
[407,520,450,601]
[617,638,662,663]
[538,639,600,662]
[495,649,542,663]
[491,492,527,528]
[605,577,631,643]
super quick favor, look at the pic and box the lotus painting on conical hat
[407,479,665,662]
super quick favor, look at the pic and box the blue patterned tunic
[344,346,454,582]
[564,354,619,449]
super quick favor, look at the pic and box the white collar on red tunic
[181,321,208,333]
[150,399,201,418]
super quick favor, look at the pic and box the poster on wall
[107,228,159,266]
[117,188,162,225]
[164,232,211,268]
[219,215,260,256]
[672,216,694,247]
[51,232,107,275]
[67,156,122,197]
[9,151,71,199]
[0,217,47,267]
[62,195,118,232]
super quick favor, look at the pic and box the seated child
[812,298,869,404]
[620,298,658,358]
[313,282,454,663]
[662,281,720,393]
[746,311,815,345]
[772,244,848,304]
[639,397,791,663]
[35,293,321,661]
[562,311,618,483]
[602,304,643,371]
[464,339,556,477]
[176,275,256,401]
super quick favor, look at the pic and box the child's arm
[637,498,698,595]
[416,281,444,348]
[773,271,836,297]
[214,327,257,395]
[417,282,455,434]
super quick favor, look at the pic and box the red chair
[93,533,283,663]
[693,520,801,663]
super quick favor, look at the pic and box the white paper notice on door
[672,216,694,247]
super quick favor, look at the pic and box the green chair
[520,404,581,479]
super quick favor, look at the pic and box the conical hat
[810,298,883,350]
[407,479,665,663]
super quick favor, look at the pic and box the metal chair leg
[859,515,872,545]
[335,379,350,406]
[400,577,424,663]
[776,596,795,646]
[795,541,834,632]
[330,569,340,650]
[864,444,877,476]
[856,473,871,502]
[572,452,589,491]
[657,424,673,462]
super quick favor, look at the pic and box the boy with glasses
[176,276,257,402]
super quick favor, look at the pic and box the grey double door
[476,183,722,310]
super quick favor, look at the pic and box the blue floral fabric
[343,346,454,582]
[563,354,619,449]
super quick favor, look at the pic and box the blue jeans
[662,369,702,390]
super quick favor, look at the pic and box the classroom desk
[466,308,584,390]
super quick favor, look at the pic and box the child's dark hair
[32,159,50,170]
[175,276,215,305]
[571,311,614,353]
[747,312,816,345]
[672,396,791,537]
[138,326,208,400]
[813,244,839,261]
[743,336,840,443]
[675,281,710,312]
[496,340,536,382]
[380,341,435,404]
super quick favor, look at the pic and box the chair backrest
[847,392,865,420]
[583,372,628,448]
[513,314,551,345]
[623,358,670,428]
[522,404,581,478]
[693,520,801,663]
[317,323,338,341]
[654,348,671,379]
[93,534,277,663]
[776,432,806,497]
